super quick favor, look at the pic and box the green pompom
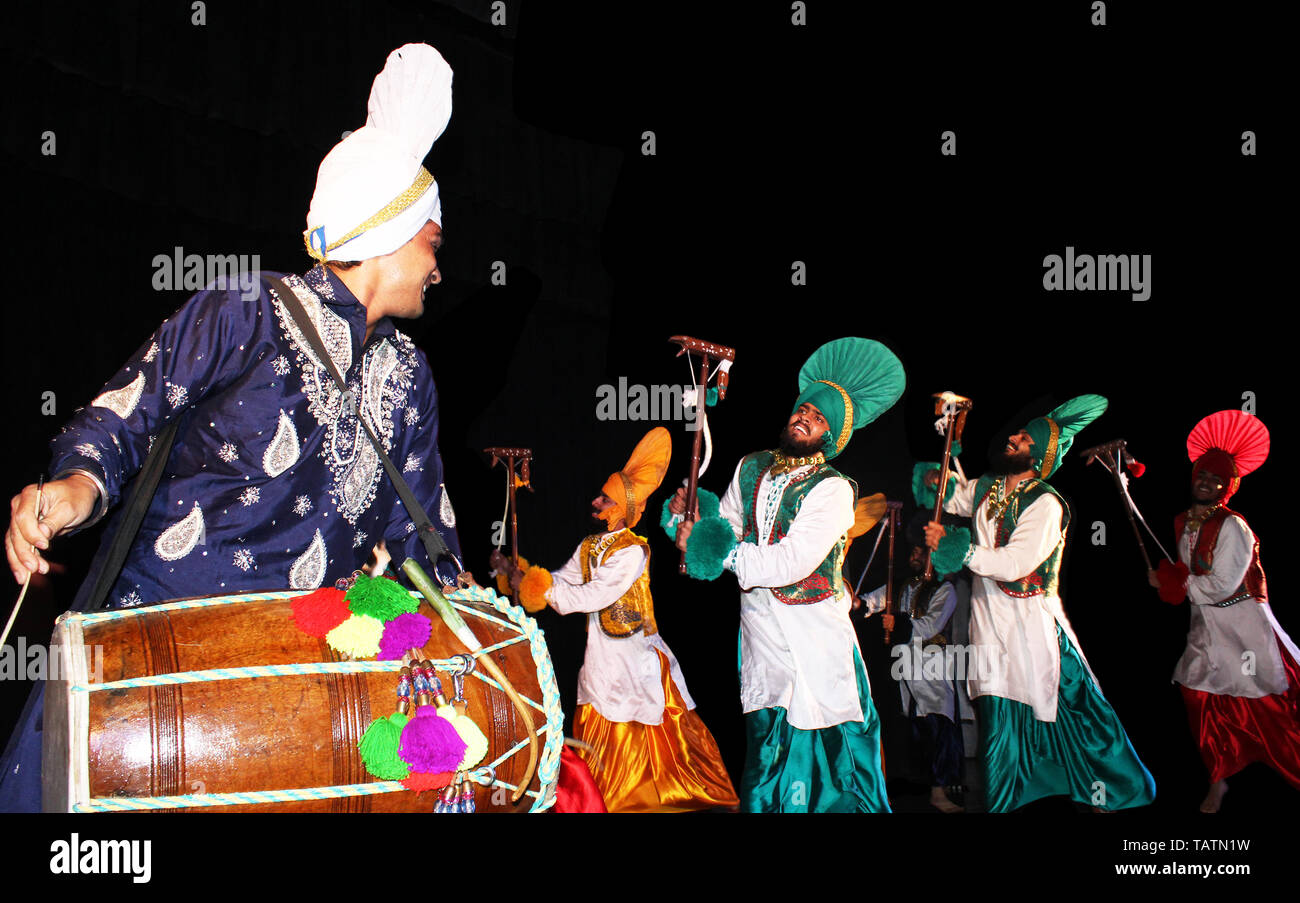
[706,387,719,407]
[359,712,411,781]
[911,462,956,509]
[685,515,739,581]
[931,526,972,577]
[346,573,418,622]
[660,488,721,539]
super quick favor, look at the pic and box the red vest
[1174,506,1268,604]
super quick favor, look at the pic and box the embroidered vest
[579,530,658,638]
[1173,507,1267,606]
[974,475,1069,598]
[739,450,856,605]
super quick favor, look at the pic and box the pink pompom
[378,613,433,661]
[398,706,467,774]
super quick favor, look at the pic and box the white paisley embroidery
[90,370,146,421]
[155,503,204,561]
[439,485,456,528]
[263,409,301,478]
[272,276,418,525]
[289,529,327,590]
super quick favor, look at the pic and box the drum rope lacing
[67,585,564,812]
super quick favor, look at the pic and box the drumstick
[1,477,43,651]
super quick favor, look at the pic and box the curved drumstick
[403,559,539,804]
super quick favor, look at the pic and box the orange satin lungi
[575,649,739,812]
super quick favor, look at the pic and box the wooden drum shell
[43,590,552,812]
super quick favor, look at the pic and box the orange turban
[598,427,672,529]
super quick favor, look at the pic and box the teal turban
[792,338,906,460]
[1024,394,1108,478]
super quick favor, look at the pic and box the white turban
[305,43,453,263]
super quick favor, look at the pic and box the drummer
[1,44,464,812]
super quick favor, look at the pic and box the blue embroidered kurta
[49,264,462,608]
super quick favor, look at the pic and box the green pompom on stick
[660,487,721,539]
[358,712,411,780]
[684,515,739,581]
[930,525,973,577]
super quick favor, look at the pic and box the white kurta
[945,477,1097,722]
[714,460,861,730]
[1173,515,1300,697]
[862,580,972,722]
[547,530,695,724]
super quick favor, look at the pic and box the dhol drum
[42,584,563,812]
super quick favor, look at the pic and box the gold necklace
[1184,504,1222,534]
[770,450,825,476]
[986,477,1038,521]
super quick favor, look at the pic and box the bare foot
[1199,780,1228,813]
[930,785,964,813]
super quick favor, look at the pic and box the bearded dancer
[670,337,905,813]
[503,427,738,812]
[1151,410,1300,812]
[925,396,1155,812]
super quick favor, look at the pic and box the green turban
[792,338,906,460]
[1024,394,1108,478]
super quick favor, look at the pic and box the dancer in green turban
[669,337,905,812]
[923,395,1155,811]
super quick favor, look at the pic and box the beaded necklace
[985,476,1040,522]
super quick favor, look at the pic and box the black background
[0,0,1291,887]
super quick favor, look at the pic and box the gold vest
[580,530,658,639]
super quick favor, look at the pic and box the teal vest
[974,475,1070,597]
[739,451,856,605]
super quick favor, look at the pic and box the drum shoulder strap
[266,275,453,570]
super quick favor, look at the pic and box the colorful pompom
[378,612,433,661]
[438,705,489,771]
[345,573,418,622]
[290,587,351,638]
[684,515,738,581]
[398,706,468,774]
[495,555,529,597]
[1127,459,1146,478]
[518,566,553,613]
[401,771,455,793]
[358,712,411,780]
[324,613,385,658]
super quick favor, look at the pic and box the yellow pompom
[495,555,530,596]
[325,613,384,659]
[438,705,489,771]
[518,566,553,613]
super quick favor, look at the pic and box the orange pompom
[495,555,529,596]
[401,771,455,792]
[518,566,553,613]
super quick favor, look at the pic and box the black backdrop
[0,0,1291,887]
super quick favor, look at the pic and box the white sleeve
[548,544,646,615]
[944,475,979,518]
[966,495,1063,583]
[716,460,746,539]
[731,477,855,590]
[909,582,956,638]
[1187,516,1253,607]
